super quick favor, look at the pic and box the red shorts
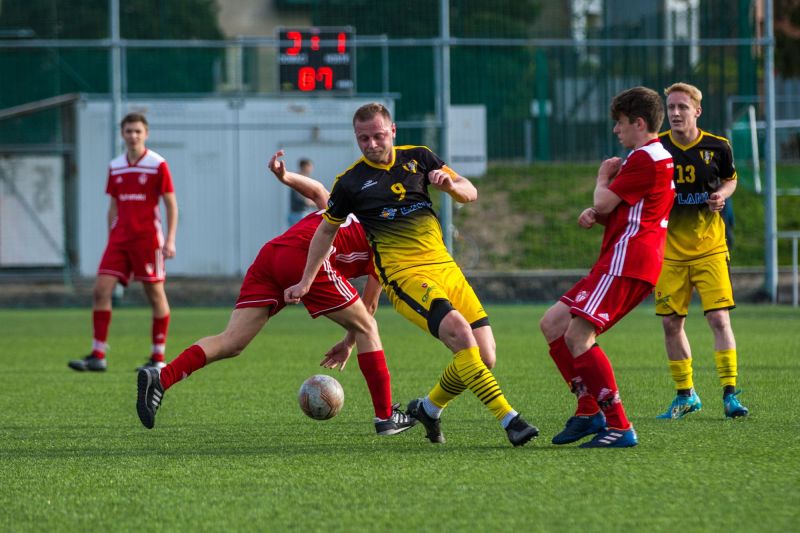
[97,239,165,286]
[560,271,653,334]
[235,243,359,318]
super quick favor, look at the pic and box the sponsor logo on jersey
[700,150,714,164]
[421,284,434,302]
[575,290,589,303]
[139,173,148,184]
[400,201,432,216]
[676,191,709,205]
[118,193,147,201]
[380,207,397,220]
[403,160,418,174]
[598,312,609,321]
[361,179,378,190]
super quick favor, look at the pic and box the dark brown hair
[120,112,149,129]
[610,87,664,133]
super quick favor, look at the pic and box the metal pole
[793,236,798,307]
[764,0,778,302]
[439,0,453,252]
[109,0,122,155]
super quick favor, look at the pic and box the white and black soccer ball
[298,374,344,420]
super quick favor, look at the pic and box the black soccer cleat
[375,403,419,435]
[406,397,445,443]
[68,354,108,372]
[505,414,539,447]
[137,366,164,429]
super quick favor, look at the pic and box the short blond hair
[664,82,702,107]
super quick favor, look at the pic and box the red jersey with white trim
[593,138,675,284]
[270,210,374,280]
[106,149,174,243]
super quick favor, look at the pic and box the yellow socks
[714,349,738,388]
[667,358,694,390]
[428,346,513,421]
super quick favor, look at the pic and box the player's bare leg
[541,302,605,444]
[472,325,496,369]
[409,308,538,446]
[565,317,637,448]
[68,274,118,371]
[706,309,748,417]
[657,314,703,419]
[139,281,171,370]
[326,301,416,435]
[137,306,271,429]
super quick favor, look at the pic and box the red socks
[548,336,600,416]
[160,344,207,391]
[573,344,631,430]
[151,315,170,362]
[357,350,393,419]
[91,310,112,358]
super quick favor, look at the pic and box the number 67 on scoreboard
[277,26,355,93]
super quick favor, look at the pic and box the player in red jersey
[69,112,178,373]
[136,151,417,437]
[539,87,675,448]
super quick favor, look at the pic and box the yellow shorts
[382,262,488,337]
[655,252,735,316]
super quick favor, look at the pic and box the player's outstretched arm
[284,220,339,303]
[428,166,478,203]
[268,149,329,209]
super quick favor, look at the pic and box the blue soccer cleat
[579,427,638,448]
[724,390,750,418]
[552,411,606,445]
[656,390,702,419]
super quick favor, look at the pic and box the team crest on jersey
[575,290,589,303]
[380,207,397,220]
[700,150,714,164]
[402,160,418,174]
[116,176,123,184]
[138,173,148,184]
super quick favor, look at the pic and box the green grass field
[2,304,799,531]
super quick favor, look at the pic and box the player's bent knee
[427,298,455,338]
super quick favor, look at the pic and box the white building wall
[75,97,392,277]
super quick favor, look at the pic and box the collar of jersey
[361,148,396,170]
[668,129,705,151]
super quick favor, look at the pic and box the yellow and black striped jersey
[659,130,736,262]
[323,145,454,280]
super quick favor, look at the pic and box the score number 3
[675,164,696,183]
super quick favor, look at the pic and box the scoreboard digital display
[278,27,355,93]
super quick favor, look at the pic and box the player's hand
[320,340,354,371]
[597,157,622,184]
[428,168,454,192]
[163,240,176,259]
[284,281,310,304]
[707,192,726,212]
[268,149,287,180]
[578,207,597,228]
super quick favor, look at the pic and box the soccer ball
[298,374,344,420]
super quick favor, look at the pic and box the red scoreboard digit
[278,27,355,93]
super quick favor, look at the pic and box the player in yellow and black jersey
[654,82,749,420]
[325,144,454,281]
[286,102,538,447]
